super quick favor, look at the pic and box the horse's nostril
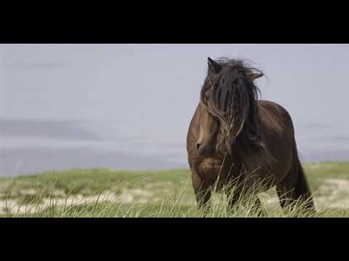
[196,143,201,151]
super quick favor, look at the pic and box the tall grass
[1,162,348,217]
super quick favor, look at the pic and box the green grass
[303,161,349,191]
[1,162,348,217]
[4,168,189,194]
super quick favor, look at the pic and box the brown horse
[186,57,315,215]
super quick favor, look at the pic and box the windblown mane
[200,58,263,154]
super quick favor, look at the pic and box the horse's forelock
[201,58,261,154]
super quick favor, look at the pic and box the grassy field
[1,162,348,217]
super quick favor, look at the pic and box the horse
[186,57,315,215]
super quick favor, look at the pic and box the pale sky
[1,44,348,175]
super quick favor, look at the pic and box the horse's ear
[207,57,222,74]
[245,72,264,81]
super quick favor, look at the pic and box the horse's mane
[200,58,263,154]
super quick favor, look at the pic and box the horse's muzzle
[196,143,214,157]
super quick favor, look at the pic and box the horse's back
[258,100,295,137]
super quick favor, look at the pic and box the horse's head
[196,57,263,157]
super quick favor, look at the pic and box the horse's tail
[277,143,316,215]
[281,104,316,214]
[293,156,315,213]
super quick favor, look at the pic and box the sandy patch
[315,178,349,210]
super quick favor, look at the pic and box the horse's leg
[277,160,315,215]
[192,172,211,215]
[226,180,267,216]
[225,166,268,216]
[249,196,267,217]
[227,189,266,216]
[226,186,242,214]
